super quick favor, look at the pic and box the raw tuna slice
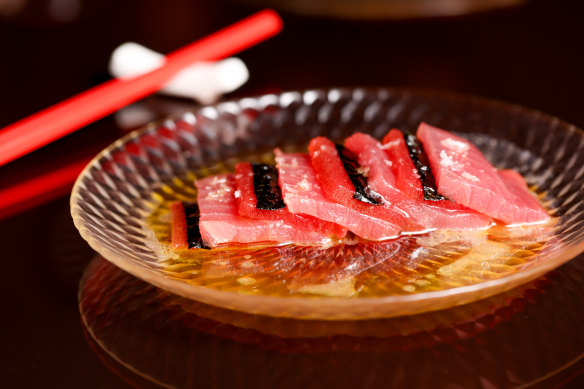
[381,129,421,199]
[170,202,207,249]
[196,174,337,246]
[498,169,549,224]
[274,149,402,241]
[170,202,188,249]
[382,129,444,201]
[346,132,492,230]
[417,122,550,224]
[234,162,347,238]
[308,137,423,233]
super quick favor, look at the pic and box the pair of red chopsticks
[0,10,283,220]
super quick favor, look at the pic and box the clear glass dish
[71,88,584,319]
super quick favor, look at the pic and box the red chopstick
[0,157,91,220]
[0,9,283,167]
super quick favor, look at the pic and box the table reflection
[80,254,584,388]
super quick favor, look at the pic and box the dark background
[1,0,584,387]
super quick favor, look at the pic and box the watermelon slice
[308,136,423,233]
[274,149,403,241]
[345,132,492,230]
[196,174,337,246]
[234,162,347,238]
[417,122,550,224]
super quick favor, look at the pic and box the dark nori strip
[252,163,287,210]
[402,131,448,201]
[335,144,384,205]
[183,202,209,249]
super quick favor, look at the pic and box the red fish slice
[417,122,550,224]
[344,130,493,230]
[196,173,338,246]
[235,162,347,238]
[308,136,423,234]
[274,149,403,241]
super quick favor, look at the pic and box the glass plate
[71,88,584,319]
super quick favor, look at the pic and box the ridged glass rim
[71,87,584,320]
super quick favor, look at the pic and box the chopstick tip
[258,9,284,32]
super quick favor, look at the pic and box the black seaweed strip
[252,163,287,210]
[335,144,384,205]
[183,202,209,249]
[402,131,448,201]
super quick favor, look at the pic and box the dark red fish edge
[179,202,209,250]
[402,131,448,202]
[252,162,287,210]
[335,143,384,205]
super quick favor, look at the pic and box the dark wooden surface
[1,0,584,387]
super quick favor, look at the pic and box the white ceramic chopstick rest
[109,42,249,104]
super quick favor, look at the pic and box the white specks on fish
[206,186,233,199]
[356,166,370,177]
[297,177,312,191]
[439,150,463,170]
[441,137,470,153]
[381,139,400,149]
[319,144,337,155]
[210,176,227,185]
[462,172,480,182]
